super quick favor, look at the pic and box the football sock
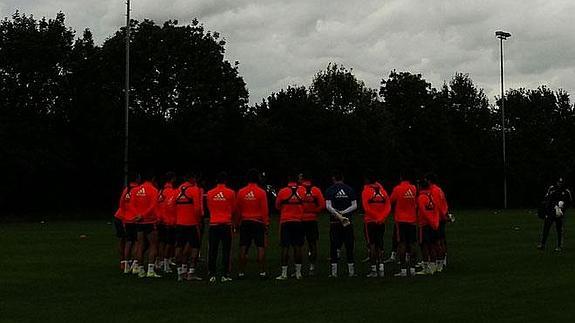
[295,264,302,276]
[182,264,188,275]
[390,252,396,259]
[281,266,288,277]
[309,264,315,271]
[163,258,169,271]
[370,265,377,272]
[131,260,139,271]
[400,268,407,275]
[331,263,338,276]
[348,263,355,276]
[121,260,128,270]
[147,264,155,274]
[378,263,384,272]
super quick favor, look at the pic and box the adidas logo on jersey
[244,191,256,201]
[335,189,348,198]
[403,189,415,199]
[136,187,146,196]
[213,192,227,201]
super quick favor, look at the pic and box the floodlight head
[495,31,511,39]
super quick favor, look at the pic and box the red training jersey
[115,182,140,222]
[156,183,178,225]
[236,183,269,225]
[417,189,440,230]
[300,181,325,222]
[390,181,418,224]
[275,182,305,223]
[430,184,448,220]
[207,184,236,225]
[362,182,391,223]
[128,181,158,224]
[175,182,203,226]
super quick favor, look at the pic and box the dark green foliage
[1,12,574,216]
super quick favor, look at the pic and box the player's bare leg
[276,247,289,280]
[257,247,267,278]
[238,246,249,278]
[367,244,378,277]
[294,246,303,279]
[308,241,317,276]
[145,231,161,277]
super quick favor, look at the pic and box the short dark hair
[128,171,141,184]
[246,168,259,184]
[424,172,438,184]
[332,170,344,182]
[216,171,228,184]
[164,171,176,183]
[364,169,376,184]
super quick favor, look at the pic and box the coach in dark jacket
[538,177,572,251]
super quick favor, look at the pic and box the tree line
[1,12,573,217]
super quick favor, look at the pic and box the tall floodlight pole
[495,30,511,209]
[124,0,131,187]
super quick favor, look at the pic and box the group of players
[113,169,451,282]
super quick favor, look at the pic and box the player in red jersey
[426,173,449,271]
[116,172,140,273]
[390,173,418,276]
[156,172,178,273]
[416,177,441,275]
[131,175,160,278]
[298,174,325,276]
[236,169,270,279]
[361,175,391,278]
[174,173,204,281]
[206,172,236,283]
[275,175,306,280]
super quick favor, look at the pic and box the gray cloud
[2,0,574,104]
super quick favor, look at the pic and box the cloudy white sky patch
[2,0,574,104]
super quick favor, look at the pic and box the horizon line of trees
[1,12,574,217]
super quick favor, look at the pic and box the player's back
[430,184,448,219]
[275,184,305,223]
[159,183,178,225]
[362,183,391,223]
[417,189,439,229]
[237,183,269,224]
[175,182,202,225]
[132,181,158,223]
[391,181,417,223]
[301,182,325,220]
[207,184,235,225]
[325,182,356,222]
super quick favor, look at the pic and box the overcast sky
[2,0,574,105]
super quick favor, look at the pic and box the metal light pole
[124,0,131,187]
[495,30,511,209]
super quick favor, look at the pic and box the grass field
[1,210,574,323]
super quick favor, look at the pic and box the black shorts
[239,220,266,248]
[302,220,319,243]
[165,225,176,245]
[280,222,305,247]
[396,222,417,245]
[364,222,385,249]
[124,223,138,242]
[419,226,438,244]
[136,223,155,235]
[438,220,447,239]
[114,218,126,238]
[176,225,201,248]
[157,223,167,242]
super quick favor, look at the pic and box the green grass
[1,210,573,323]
